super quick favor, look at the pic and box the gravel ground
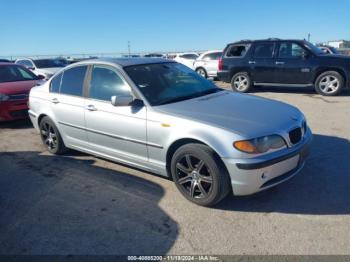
[0,83,350,255]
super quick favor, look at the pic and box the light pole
[307,33,311,42]
[128,41,131,56]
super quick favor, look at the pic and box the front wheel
[231,72,252,93]
[171,143,231,206]
[315,71,344,96]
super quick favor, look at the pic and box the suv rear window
[226,45,249,57]
[253,43,275,58]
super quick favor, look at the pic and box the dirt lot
[1,83,350,255]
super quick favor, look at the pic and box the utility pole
[307,33,311,42]
[128,41,131,56]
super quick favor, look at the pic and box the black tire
[39,116,68,155]
[315,71,344,96]
[171,143,231,206]
[196,67,208,78]
[231,72,252,93]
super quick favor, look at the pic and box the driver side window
[89,65,132,101]
[278,42,305,58]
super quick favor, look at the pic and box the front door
[274,41,314,85]
[84,64,148,165]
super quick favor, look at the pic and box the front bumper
[222,129,312,196]
[0,100,29,122]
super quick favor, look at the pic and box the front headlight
[233,135,286,154]
[0,93,9,102]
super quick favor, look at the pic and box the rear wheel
[39,116,67,155]
[196,68,208,78]
[231,72,252,93]
[315,71,344,96]
[171,143,231,206]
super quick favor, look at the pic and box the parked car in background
[28,58,311,206]
[0,63,43,121]
[144,53,164,58]
[218,38,350,96]
[317,45,340,55]
[173,52,199,68]
[0,59,11,63]
[193,50,222,78]
[15,58,68,80]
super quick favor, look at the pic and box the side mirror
[111,95,134,106]
[37,75,45,80]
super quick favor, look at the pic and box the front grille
[289,127,302,145]
[8,93,29,101]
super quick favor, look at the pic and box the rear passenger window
[50,73,62,93]
[253,43,275,58]
[60,66,87,96]
[226,45,248,57]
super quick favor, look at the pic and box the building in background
[326,40,350,48]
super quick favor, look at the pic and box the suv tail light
[218,58,223,71]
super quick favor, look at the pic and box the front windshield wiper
[156,88,222,106]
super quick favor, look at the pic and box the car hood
[155,91,303,138]
[319,54,350,59]
[0,80,39,95]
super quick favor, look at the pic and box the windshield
[125,62,222,106]
[0,65,37,83]
[34,59,68,68]
[303,41,324,55]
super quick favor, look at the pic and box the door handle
[248,61,256,64]
[275,61,285,65]
[51,98,59,104]
[86,105,97,111]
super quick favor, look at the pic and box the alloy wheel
[197,68,207,78]
[40,122,58,150]
[175,154,213,199]
[233,75,249,91]
[319,75,340,94]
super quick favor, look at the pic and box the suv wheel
[231,72,252,93]
[315,71,344,96]
[39,116,67,155]
[171,143,231,206]
[196,68,207,78]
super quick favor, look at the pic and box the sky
[0,0,349,56]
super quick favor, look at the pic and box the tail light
[218,58,223,71]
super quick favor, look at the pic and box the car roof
[227,38,306,45]
[77,57,173,67]
[0,62,18,66]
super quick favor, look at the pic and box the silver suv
[193,50,222,78]
[28,58,312,206]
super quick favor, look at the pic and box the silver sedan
[28,58,312,206]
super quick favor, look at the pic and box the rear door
[274,41,314,84]
[49,65,88,147]
[249,42,277,83]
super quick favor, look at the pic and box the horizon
[1,0,349,57]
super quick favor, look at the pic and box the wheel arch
[230,68,252,82]
[313,67,347,85]
[165,138,228,178]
